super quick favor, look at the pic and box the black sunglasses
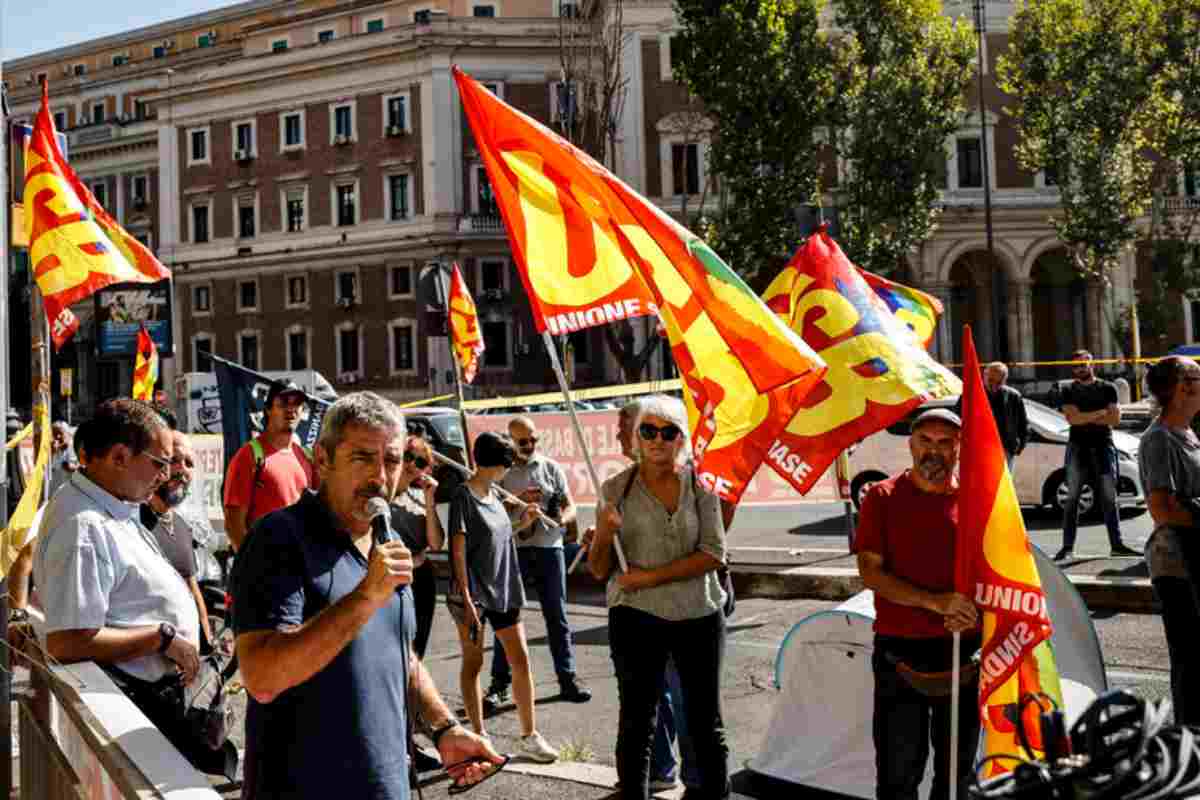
[638,423,682,442]
[516,436,538,447]
[403,451,430,469]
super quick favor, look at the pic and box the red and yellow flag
[761,229,960,494]
[448,262,486,384]
[23,84,170,350]
[956,325,1062,776]
[133,325,159,402]
[454,67,827,500]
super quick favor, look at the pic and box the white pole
[949,630,962,800]
[436,266,475,470]
[541,329,627,572]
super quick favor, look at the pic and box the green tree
[829,0,976,273]
[997,0,1168,278]
[1140,0,1200,351]
[672,0,836,282]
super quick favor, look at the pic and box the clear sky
[1,1,235,63]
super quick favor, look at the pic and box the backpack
[246,436,314,523]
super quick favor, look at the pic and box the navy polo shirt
[232,490,415,800]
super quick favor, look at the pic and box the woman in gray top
[1139,356,1200,725]
[589,394,730,800]
[449,431,558,762]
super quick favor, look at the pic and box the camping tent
[750,547,1107,799]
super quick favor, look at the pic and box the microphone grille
[366,496,390,519]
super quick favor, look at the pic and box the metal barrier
[17,697,85,800]
[15,659,222,800]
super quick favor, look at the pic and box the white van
[846,397,1146,515]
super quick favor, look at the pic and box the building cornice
[2,0,291,72]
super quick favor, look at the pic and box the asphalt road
[574,499,1158,560]
[216,584,1172,799]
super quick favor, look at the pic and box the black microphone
[367,497,394,547]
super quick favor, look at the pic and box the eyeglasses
[516,436,538,447]
[638,423,682,442]
[403,451,430,470]
[144,450,172,475]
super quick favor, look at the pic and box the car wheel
[1045,470,1095,516]
[850,471,888,511]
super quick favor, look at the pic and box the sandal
[446,755,511,796]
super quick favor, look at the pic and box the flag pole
[950,629,962,800]
[0,72,14,800]
[437,266,474,470]
[541,329,627,572]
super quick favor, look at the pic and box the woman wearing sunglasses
[589,394,730,800]
[389,434,443,660]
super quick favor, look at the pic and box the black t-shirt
[1062,379,1118,447]
[232,491,415,800]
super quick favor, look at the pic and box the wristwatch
[430,720,463,748]
[157,622,177,654]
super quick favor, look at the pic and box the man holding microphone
[232,393,501,799]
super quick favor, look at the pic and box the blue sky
[2,2,233,63]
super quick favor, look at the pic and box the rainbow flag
[454,67,826,501]
[860,269,943,349]
[761,231,959,494]
[133,325,159,402]
[24,84,170,350]
[957,325,1062,777]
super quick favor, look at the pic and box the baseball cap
[265,379,306,409]
[911,408,961,431]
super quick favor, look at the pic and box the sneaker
[1053,548,1074,562]
[559,677,592,703]
[520,731,559,763]
[650,775,680,792]
[482,684,511,713]
[1111,543,1141,557]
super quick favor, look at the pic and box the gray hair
[632,394,691,464]
[986,362,1008,379]
[317,392,405,457]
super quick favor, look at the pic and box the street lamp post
[974,0,1002,361]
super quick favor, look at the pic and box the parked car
[846,397,1146,516]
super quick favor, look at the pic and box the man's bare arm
[224,505,249,552]
[856,551,975,630]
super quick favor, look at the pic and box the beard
[917,454,950,483]
[156,480,189,508]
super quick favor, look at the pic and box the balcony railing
[1158,195,1200,214]
[458,214,505,234]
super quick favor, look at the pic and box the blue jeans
[491,547,577,686]
[650,659,700,786]
[1061,443,1123,552]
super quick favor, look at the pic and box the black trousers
[608,606,729,800]
[1153,576,1200,726]
[412,560,437,659]
[872,635,981,800]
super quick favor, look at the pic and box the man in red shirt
[854,408,980,800]
[223,380,314,551]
